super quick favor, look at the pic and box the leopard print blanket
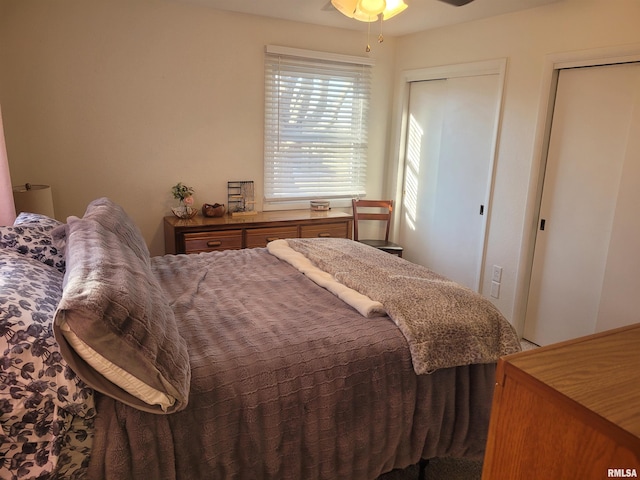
[275,238,521,374]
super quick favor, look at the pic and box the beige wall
[391,0,640,333]
[0,0,396,256]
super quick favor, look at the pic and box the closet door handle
[540,219,546,231]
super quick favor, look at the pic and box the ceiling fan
[325,0,475,22]
[439,0,475,5]
[325,0,475,51]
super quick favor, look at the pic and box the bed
[0,198,520,479]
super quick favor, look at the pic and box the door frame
[516,43,640,337]
[390,59,507,293]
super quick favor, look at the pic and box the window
[264,46,373,205]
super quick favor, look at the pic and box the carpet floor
[378,457,483,480]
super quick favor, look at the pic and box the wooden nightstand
[164,209,353,254]
[482,323,640,480]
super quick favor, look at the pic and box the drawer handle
[318,233,331,237]
[207,240,222,247]
[266,237,280,242]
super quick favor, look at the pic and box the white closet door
[524,63,640,346]
[594,66,640,333]
[400,74,500,291]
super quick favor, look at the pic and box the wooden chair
[351,199,403,257]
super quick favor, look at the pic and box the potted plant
[171,182,197,219]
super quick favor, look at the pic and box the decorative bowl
[172,206,199,219]
[202,203,226,217]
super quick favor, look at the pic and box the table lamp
[13,183,55,218]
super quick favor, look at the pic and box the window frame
[263,45,374,210]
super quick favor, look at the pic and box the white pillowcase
[58,319,175,412]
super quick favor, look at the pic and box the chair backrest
[351,199,393,242]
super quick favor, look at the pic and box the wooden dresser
[482,323,640,480]
[164,209,352,254]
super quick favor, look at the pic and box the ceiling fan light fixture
[357,0,386,16]
[331,0,358,18]
[352,8,379,22]
[381,0,407,20]
[332,0,408,23]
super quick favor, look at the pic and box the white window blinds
[264,46,372,202]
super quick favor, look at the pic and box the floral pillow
[0,249,95,417]
[14,212,62,231]
[0,223,66,273]
[0,249,94,477]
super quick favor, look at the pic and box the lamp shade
[13,183,55,218]
[357,0,386,16]
[382,0,407,19]
[331,0,358,18]
[333,0,407,22]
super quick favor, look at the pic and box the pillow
[0,224,66,273]
[82,197,151,266]
[53,216,190,414]
[14,212,62,230]
[0,248,95,431]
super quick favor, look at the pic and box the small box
[310,200,330,211]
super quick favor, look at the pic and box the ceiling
[175,0,561,37]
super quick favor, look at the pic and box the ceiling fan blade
[438,0,475,6]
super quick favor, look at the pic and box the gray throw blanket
[53,214,190,414]
[283,238,521,374]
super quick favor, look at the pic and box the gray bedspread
[87,247,498,480]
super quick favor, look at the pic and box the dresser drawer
[164,210,352,254]
[183,230,242,253]
[245,226,299,248]
[300,222,350,239]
